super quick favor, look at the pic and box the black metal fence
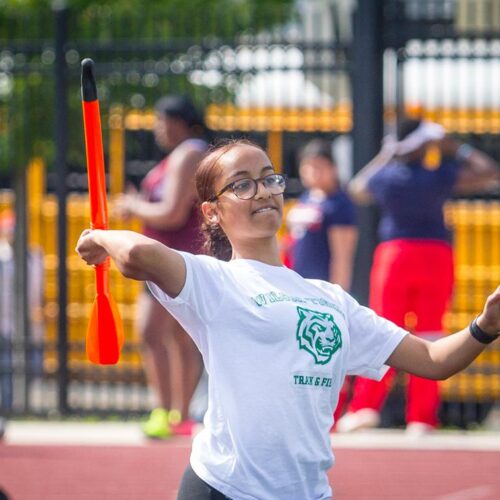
[1,1,353,418]
[0,1,499,426]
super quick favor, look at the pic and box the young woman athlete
[77,139,500,500]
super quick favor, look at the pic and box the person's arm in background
[387,286,500,379]
[76,229,186,298]
[439,137,500,194]
[328,225,358,291]
[116,145,205,230]
[347,147,393,205]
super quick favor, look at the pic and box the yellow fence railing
[1,187,499,401]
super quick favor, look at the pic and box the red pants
[348,240,454,426]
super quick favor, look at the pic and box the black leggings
[177,464,231,500]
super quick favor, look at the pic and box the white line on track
[437,485,496,500]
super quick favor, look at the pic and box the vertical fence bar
[350,0,384,304]
[396,48,406,127]
[54,2,69,415]
[13,165,28,411]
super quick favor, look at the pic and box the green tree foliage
[0,0,295,177]
[1,0,295,40]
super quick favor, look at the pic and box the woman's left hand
[477,286,500,338]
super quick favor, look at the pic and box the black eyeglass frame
[209,173,287,202]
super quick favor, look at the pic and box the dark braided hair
[195,139,264,261]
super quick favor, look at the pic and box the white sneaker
[405,422,434,437]
[335,409,381,433]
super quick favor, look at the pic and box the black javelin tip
[81,58,98,102]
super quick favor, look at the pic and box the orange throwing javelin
[81,58,124,364]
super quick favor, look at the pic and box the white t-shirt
[148,253,407,500]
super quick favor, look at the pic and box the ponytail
[201,221,232,261]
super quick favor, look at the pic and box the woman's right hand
[75,229,109,266]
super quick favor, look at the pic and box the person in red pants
[337,118,499,434]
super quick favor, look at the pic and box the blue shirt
[367,159,461,242]
[287,190,356,281]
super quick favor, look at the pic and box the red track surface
[1,439,499,499]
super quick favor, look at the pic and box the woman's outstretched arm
[75,229,186,297]
[387,286,500,380]
[348,147,393,205]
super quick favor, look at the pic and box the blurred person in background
[337,118,499,435]
[285,139,358,422]
[285,139,358,289]
[0,210,45,437]
[115,95,208,438]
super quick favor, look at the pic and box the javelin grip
[81,58,98,102]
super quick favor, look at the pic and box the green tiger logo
[296,306,342,364]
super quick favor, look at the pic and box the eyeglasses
[210,173,287,201]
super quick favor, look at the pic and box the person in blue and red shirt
[286,139,358,290]
[337,118,499,434]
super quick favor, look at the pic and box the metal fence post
[53,1,69,415]
[350,0,384,305]
[13,164,29,411]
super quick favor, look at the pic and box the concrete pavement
[3,420,500,450]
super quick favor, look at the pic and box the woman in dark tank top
[115,95,208,438]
